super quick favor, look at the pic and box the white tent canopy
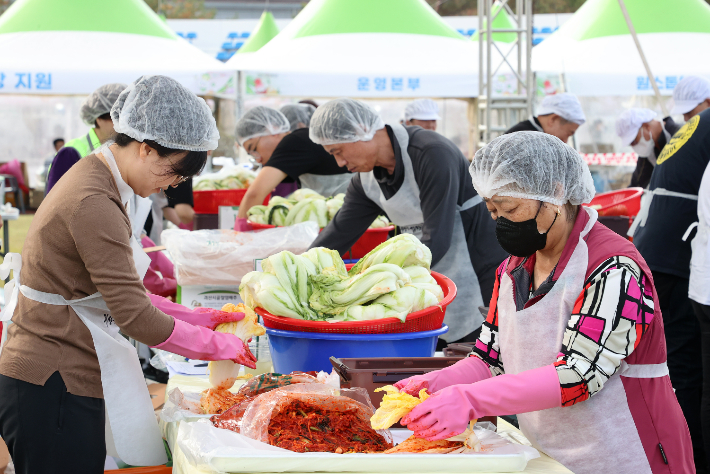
[227,0,483,98]
[531,0,710,96]
[0,0,236,98]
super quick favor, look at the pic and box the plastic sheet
[177,419,540,473]
[161,222,319,286]
[161,388,211,424]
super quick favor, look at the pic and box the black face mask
[495,201,559,258]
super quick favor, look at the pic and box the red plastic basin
[588,187,643,217]
[257,265,457,334]
[194,189,269,214]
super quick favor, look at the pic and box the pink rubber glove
[143,266,177,297]
[178,222,193,231]
[148,294,245,330]
[141,235,175,278]
[394,356,493,396]
[401,364,561,440]
[235,218,253,232]
[152,319,257,369]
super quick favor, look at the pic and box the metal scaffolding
[477,0,534,148]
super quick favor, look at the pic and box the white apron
[628,187,698,237]
[0,144,168,466]
[497,207,667,474]
[299,172,352,197]
[360,123,485,341]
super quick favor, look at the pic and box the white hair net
[235,106,290,145]
[111,76,219,152]
[671,76,710,115]
[80,83,127,126]
[280,104,316,131]
[404,99,441,121]
[309,98,385,145]
[470,131,595,206]
[537,93,586,125]
[615,108,657,147]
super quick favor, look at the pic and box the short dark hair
[565,202,579,222]
[113,133,207,178]
[53,138,64,147]
[298,99,318,108]
[94,113,112,128]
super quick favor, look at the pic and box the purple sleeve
[46,147,81,194]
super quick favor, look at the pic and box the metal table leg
[3,219,8,257]
[2,219,8,283]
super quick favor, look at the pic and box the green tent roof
[0,0,177,39]
[558,0,710,42]
[237,11,279,54]
[291,0,464,40]
[471,1,516,43]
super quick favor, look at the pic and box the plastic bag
[161,388,209,424]
[240,383,393,449]
[236,372,318,397]
[161,222,319,286]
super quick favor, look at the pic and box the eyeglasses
[246,137,262,160]
[170,175,189,188]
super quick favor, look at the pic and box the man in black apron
[235,106,351,230]
[504,92,586,144]
[631,107,710,472]
[308,98,506,346]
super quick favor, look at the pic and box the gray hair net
[309,98,385,145]
[470,131,595,206]
[80,83,127,126]
[235,106,290,145]
[280,104,316,131]
[111,75,219,152]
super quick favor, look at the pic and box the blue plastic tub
[266,325,448,374]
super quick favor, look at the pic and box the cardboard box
[218,205,240,229]
[148,383,167,411]
[176,285,242,310]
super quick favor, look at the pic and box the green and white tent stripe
[531,0,710,96]
[0,0,235,97]
[236,11,280,55]
[227,0,498,98]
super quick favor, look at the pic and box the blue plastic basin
[266,325,448,374]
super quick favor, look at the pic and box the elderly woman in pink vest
[397,131,695,473]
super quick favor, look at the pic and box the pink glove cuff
[403,364,561,440]
[395,355,493,395]
[148,294,244,330]
[152,319,256,368]
[235,218,253,232]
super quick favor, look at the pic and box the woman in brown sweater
[0,76,255,473]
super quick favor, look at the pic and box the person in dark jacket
[308,98,506,347]
[630,107,710,472]
[504,92,586,144]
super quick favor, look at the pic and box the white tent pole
[617,0,669,116]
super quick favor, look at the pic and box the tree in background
[144,0,216,19]
[0,0,13,16]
